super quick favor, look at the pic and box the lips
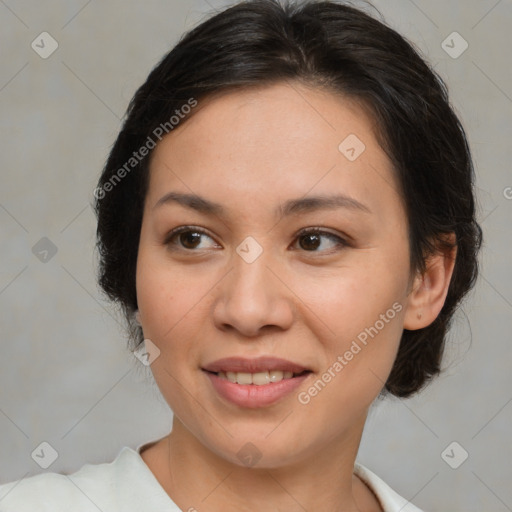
[201,356,311,374]
[204,369,312,408]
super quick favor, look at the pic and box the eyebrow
[153,191,372,217]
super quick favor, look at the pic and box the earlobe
[403,234,457,330]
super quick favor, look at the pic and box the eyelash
[164,226,349,255]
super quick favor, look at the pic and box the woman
[0,0,482,510]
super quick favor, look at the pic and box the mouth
[202,369,313,408]
[201,356,313,407]
[202,369,312,386]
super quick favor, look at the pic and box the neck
[152,414,371,512]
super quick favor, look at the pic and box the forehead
[146,82,403,221]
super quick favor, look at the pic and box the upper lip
[202,356,310,374]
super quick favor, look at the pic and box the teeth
[218,370,297,385]
[253,372,270,385]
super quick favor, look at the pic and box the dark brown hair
[93,0,482,398]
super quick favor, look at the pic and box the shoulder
[0,470,97,511]
[0,447,131,512]
[0,446,176,512]
[354,463,426,512]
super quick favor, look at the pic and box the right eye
[164,226,221,251]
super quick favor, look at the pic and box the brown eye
[178,231,202,249]
[163,226,347,254]
[164,226,218,251]
[299,232,321,251]
[294,229,348,253]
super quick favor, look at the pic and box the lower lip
[203,371,311,408]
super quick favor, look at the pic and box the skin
[135,81,456,512]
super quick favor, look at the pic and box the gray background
[0,0,511,510]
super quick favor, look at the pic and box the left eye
[164,227,347,253]
[292,228,347,253]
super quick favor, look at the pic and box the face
[136,82,414,468]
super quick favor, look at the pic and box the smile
[203,369,312,408]
[209,369,310,385]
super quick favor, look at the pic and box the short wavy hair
[93,0,482,398]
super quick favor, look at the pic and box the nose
[212,248,295,338]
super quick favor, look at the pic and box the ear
[403,233,457,330]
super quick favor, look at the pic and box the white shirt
[0,440,424,511]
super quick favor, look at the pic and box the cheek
[135,245,212,376]
[296,301,405,419]
[135,252,201,410]
[136,242,188,339]
[291,259,406,341]
[291,259,407,397]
